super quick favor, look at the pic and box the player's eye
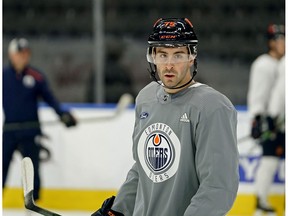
[158,53,167,58]
[174,54,184,59]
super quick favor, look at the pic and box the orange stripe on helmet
[153,18,163,27]
[184,18,193,27]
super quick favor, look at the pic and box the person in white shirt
[247,24,285,214]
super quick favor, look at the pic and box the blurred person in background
[247,24,285,214]
[92,17,239,216]
[2,38,77,201]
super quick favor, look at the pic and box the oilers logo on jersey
[23,75,36,88]
[138,123,181,183]
[146,133,173,171]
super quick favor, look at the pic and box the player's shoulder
[187,83,236,114]
[140,81,158,93]
[3,65,14,73]
[251,54,279,76]
[25,66,45,81]
[136,82,158,104]
[3,65,16,78]
[3,66,10,74]
[252,54,277,67]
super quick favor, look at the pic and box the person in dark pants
[3,38,77,201]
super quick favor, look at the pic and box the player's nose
[165,60,174,70]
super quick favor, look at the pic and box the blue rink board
[239,156,285,183]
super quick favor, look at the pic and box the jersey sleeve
[184,105,239,216]
[268,56,285,118]
[111,105,141,215]
[37,74,65,116]
[111,163,139,216]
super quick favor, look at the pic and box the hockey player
[247,24,285,214]
[92,18,239,216]
[3,38,77,201]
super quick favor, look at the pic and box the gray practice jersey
[112,82,239,216]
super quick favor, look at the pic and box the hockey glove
[60,111,77,127]
[251,115,277,140]
[261,116,277,141]
[265,116,276,131]
[251,115,262,139]
[91,196,124,216]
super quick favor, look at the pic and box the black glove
[91,196,124,216]
[265,116,276,131]
[251,115,262,139]
[251,115,277,140]
[60,111,77,127]
[261,116,277,141]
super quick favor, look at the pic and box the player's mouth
[164,73,175,78]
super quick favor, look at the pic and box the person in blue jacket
[3,38,77,201]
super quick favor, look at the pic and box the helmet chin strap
[148,59,197,90]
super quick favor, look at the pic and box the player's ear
[189,54,195,66]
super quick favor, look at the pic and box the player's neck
[12,64,27,74]
[268,50,284,60]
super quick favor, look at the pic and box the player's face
[9,50,31,73]
[269,36,285,59]
[274,37,285,57]
[154,47,194,92]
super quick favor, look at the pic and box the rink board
[2,105,285,215]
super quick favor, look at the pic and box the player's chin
[163,81,178,88]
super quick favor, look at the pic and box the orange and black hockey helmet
[148,18,198,47]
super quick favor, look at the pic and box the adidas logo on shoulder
[180,113,190,122]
